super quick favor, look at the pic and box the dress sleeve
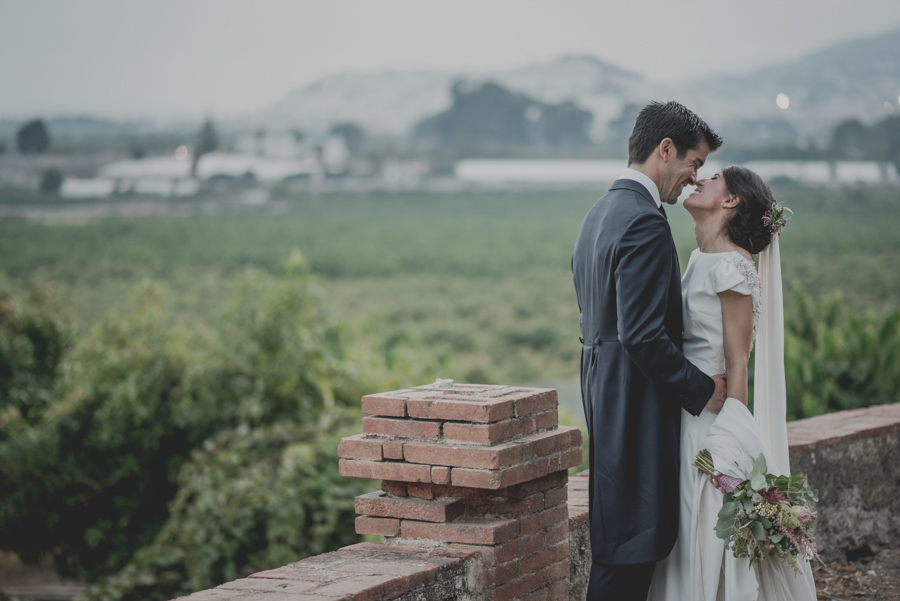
[709,254,754,296]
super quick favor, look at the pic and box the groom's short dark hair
[628,101,722,165]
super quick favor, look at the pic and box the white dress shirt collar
[618,168,662,208]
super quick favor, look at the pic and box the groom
[572,101,728,600]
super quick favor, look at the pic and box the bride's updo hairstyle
[722,165,776,255]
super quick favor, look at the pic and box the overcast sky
[1,0,899,120]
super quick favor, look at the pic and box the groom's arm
[614,212,714,416]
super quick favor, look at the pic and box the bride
[646,166,818,601]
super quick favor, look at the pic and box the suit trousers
[586,561,656,601]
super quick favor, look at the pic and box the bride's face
[683,172,730,215]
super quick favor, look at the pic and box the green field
[2,184,899,417]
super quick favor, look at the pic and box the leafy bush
[784,289,900,419]
[0,254,441,600]
[0,281,70,425]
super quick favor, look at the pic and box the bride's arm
[719,289,754,405]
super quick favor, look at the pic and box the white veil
[753,234,790,476]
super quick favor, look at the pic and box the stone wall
[172,391,900,601]
[787,403,900,564]
[566,402,900,599]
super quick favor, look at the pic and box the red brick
[544,485,568,508]
[465,538,521,565]
[500,458,553,487]
[407,482,435,499]
[544,558,569,584]
[218,578,319,593]
[355,516,400,537]
[225,594,335,601]
[533,427,578,457]
[519,505,569,536]
[179,590,247,600]
[355,491,463,523]
[362,416,441,440]
[337,435,384,461]
[520,547,556,574]
[382,441,405,460]
[447,543,497,565]
[403,440,528,470]
[546,579,570,600]
[432,484,492,499]
[185,590,248,600]
[525,579,568,601]
[361,392,409,417]
[484,560,519,586]
[557,447,585,471]
[569,428,583,447]
[443,417,535,445]
[517,586,551,601]
[452,457,551,490]
[431,466,452,485]
[464,492,544,518]
[406,397,514,423]
[521,531,544,556]
[451,468,504,489]
[381,480,407,496]
[512,388,557,417]
[401,517,519,545]
[412,383,507,395]
[519,541,569,575]
[339,459,431,483]
[543,521,569,546]
[315,574,407,600]
[503,471,568,498]
[534,410,558,430]
[493,571,545,601]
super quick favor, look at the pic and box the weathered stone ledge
[174,401,900,601]
[176,543,481,601]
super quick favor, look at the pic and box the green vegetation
[785,289,900,420]
[0,262,440,600]
[1,184,898,385]
[0,183,898,599]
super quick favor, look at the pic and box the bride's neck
[694,218,733,253]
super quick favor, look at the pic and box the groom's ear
[658,138,675,163]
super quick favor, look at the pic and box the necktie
[658,205,667,219]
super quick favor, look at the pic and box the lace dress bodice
[681,250,761,377]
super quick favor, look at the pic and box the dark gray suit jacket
[572,178,715,565]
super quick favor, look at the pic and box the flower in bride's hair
[762,200,792,236]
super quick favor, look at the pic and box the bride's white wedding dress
[646,249,818,601]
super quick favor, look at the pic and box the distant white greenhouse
[99,152,322,183]
[455,159,899,186]
[61,177,116,199]
[58,152,330,199]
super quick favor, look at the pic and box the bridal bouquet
[693,450,823,571]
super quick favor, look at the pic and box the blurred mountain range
[241,27,900,142]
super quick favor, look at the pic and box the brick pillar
[338,382,582,601]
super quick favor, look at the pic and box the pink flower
[712,472,743,493]
[794,506,812,524]
[762,487,788,504]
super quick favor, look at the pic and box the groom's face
[659,138,711,204]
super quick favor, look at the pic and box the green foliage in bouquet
[715,455,821,571]
[0,252,444,601]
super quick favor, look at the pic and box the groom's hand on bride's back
[705,374,727,413]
